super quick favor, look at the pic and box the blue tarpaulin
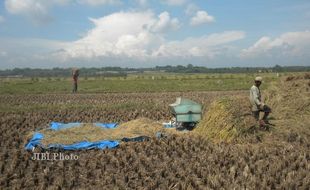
[25,121,169,151]
[50,122,118,130]
[25,132,120,150]
[25,132,44,150]
[25,122,119,151]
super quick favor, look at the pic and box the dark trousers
[252,105,271,121]
[72,83,77,93]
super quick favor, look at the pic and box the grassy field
[0,72,283,94]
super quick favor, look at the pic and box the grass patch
[0,73,279,94]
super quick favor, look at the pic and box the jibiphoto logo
[32,152,79,161]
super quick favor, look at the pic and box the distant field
[0,72,286,94]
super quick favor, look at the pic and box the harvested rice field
[0,74,309,189]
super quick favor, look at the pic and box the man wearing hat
[250,76,272,126]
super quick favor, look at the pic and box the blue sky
[0,0,309,69]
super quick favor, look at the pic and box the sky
[0,0,309,69]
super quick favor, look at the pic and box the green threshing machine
[169,97,202,130]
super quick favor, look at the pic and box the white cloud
[0,16,5,23]
[57,11,243,60]
[241,31,310,58]
[0,51,8,57]
[62,11,163,58]
[4,0,120,24]
[4,0,69,24]
[190,11,215,26]
[78,0,121,6]
[0,10,246,68]
[135,0,148,6]
[149,12,180,33]
[161,0,186,6]
[0,37,70,55]
[61,11,244,60]
[153,31,245,58]
[0,37,71,68]
[185,3,199,15]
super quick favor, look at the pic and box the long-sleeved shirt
[249,85,262,111]
[72,70,79,83]
[72,75,78,83]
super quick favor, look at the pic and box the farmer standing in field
[250,76,272,127]
[72,68,79,93]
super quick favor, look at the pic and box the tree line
[0,65,309,77]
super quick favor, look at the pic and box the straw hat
[255,76,262,82]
